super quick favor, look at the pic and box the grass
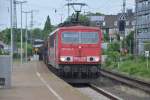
[104,57,150,81]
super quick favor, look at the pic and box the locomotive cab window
[62,32,99,44]
[80,32,98,44]
[62,32,79,44]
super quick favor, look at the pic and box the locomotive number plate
[74,57,86,62]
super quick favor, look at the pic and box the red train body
[43,25,102,83]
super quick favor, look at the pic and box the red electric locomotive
[44,25,102,83]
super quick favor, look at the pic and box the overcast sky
[0,0,135,30]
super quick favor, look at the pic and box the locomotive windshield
[62,32,99,44]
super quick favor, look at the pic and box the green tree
[0,28,11,44]
[59,13,90,26]
[31,28,42,39]
[103,31,109,42]
[108,42,120,52]
[79,14,90,26]
[43,15,52,39]
[125,31,134,54]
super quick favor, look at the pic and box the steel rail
[89,84,122,100]
[100,69,150,93]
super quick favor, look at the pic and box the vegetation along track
[100,69,150,93]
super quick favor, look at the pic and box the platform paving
[0,61,91,100]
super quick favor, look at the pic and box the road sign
[119,14,126,20]
[145,51,149,69]
[119,20,125,32]
[145,51,149,57]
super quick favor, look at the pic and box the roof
[34,39,44,42]
[89,11,135,29]
[104,13,134,28]
[104,15,119,28]
[49,25,101,36]
[33,44,43,48]
[88,16,105,21]
[59,25,101,30]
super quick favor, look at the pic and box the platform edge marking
[36,72,64,100]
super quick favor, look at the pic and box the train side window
[50,34,55,47]
[56,33,58,48]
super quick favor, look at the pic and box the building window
[96,21,100,26]
[132,21,135,26]
[137,14,149,25]
[143,28,148,33]
[126,21,129,26]
[103,22,106,26]
[114,21,117,26]
[137,29,142,34]
[137,0,149,11]
[148,28,150,32]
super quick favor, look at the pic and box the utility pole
[59,13,63,23]
[118,0,126,69]
[66,0,72,18]
[11,0,17,54]
[30,11,33,46]
[10,0,13,73]
[30,10,38,45]
[134,2,138,56]
[30,11,33,29]
[121,0,126,37]
[15,0,27,64]
[23,11,31,63]
[119,0,126,44]
[13,0,17,28]
[123,0,126,14]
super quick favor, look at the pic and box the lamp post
[15,0,27,64]
[10,0,13,73]
[23,11,31,63]
[118,36,124,69]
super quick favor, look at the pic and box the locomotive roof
[59,25,101,30]
[49,25,101,36]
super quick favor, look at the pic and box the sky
[0,0,135,31]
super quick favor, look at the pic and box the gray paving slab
[0,61,91,100]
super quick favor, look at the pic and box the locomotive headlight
[60,56,73,62]
[60,57,66,62]
[87,56,99,62]
[94,57,100,62]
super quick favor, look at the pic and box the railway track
[100,69,150,93]
[73,83,122,100]
[89,84,122,100]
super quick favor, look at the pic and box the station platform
[0,61,91,100]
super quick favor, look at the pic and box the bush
[0,49,3,55]
[107,51,120,62]
[27,44,32,56]
[13,53,20,58]
[139,56,146,62]
[127,54,134,60]
[0,49,9,55]
[108,42,120,52]
[105,58,112,66]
